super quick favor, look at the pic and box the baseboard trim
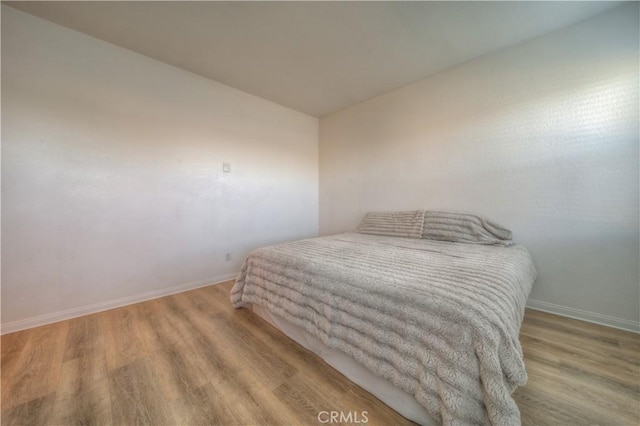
[526,298,639,333]
[1,273,238,335]
[5,281,636,335]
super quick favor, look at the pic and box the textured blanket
[231,233,537,425]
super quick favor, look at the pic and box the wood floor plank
[50,353,112,425]
[0,393,56,426]
[1,327,33,376]
[518,357,637,425]
[521,334,639,397]
[2,280,638,425]
[62,313,103,362]
[201,311,299,389]
[102,306,147,371]
[171,291,303,425]
[524,309,640,350]
[168,380,252,425]
[516,308,640,426]
[109,358,175,425]
[134,298,211,402]
[273,379,339,424]
[521,319,639,366]
[514,383,595,426]
[1,321,68,411]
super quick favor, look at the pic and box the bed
[230,211,537,425]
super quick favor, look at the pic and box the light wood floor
[2,280,638,425]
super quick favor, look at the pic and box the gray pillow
[422,211,513,246]
[357,210,425,239]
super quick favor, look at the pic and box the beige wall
[320,4,639,330]
[1,6,319,331]
[3,4,638,333]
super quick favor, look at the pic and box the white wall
[320,4,639,331]
[1,6,319,331]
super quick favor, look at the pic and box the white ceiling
[5,1,623,117]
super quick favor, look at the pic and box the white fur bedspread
[231,233,537,425]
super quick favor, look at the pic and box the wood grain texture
[514,309,639,425]
[2,280,638,425]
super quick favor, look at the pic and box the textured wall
[320,4,639,329]
[1,7,319,327]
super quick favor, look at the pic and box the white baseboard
[5,280,636,335]
[526,298,639,333]
[1,273,238,335]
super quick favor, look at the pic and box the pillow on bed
[422,211,513,246]
[357,210,425,238]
